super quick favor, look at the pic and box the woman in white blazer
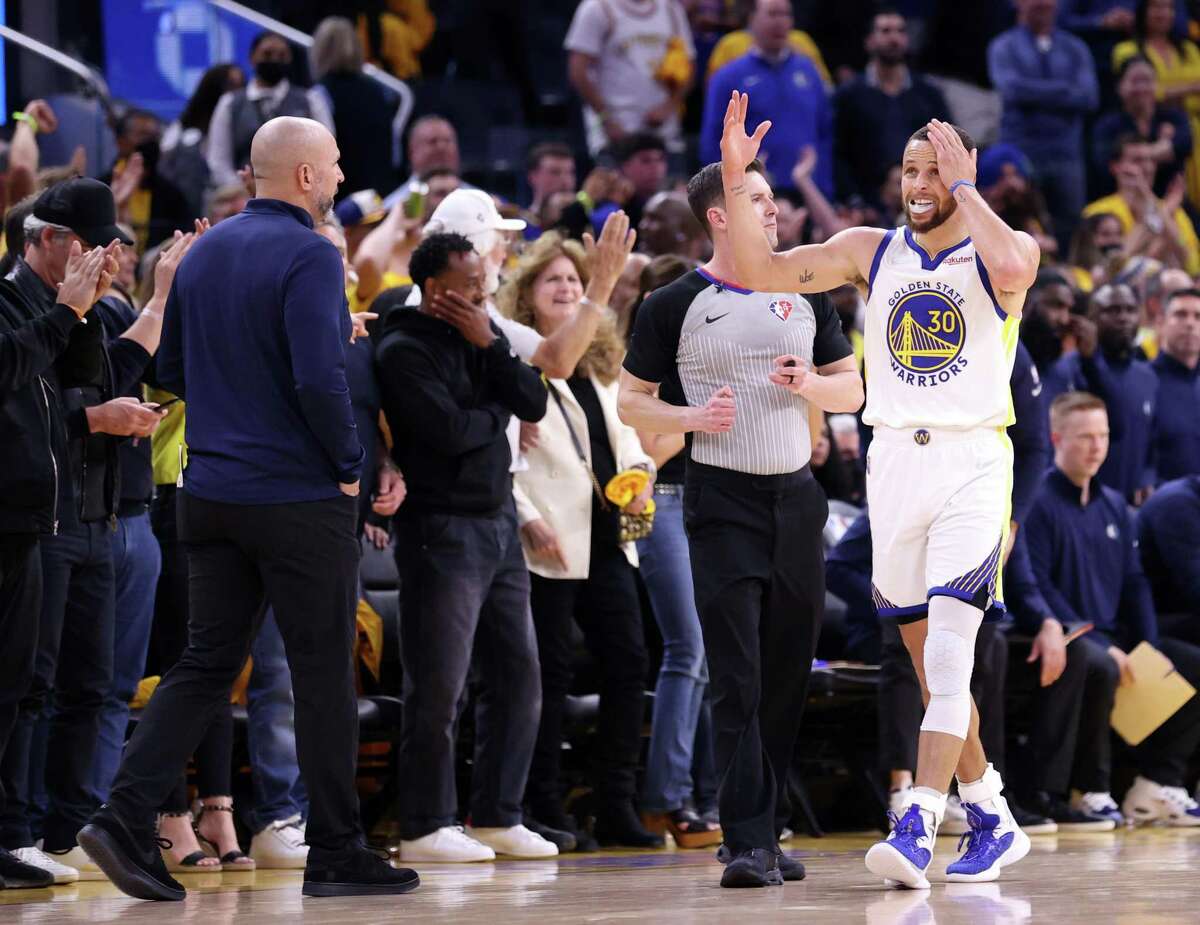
[499,233,662,851]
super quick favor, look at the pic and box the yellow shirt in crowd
[1082,192,1200,276]
[706,30,831,85]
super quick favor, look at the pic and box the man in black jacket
[0,224,141,889]
[0,180,165,883]
[375,232,553,863]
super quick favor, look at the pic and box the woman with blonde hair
[499,233,663,851]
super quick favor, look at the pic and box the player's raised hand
[769,355,811,395]
[925,119,976,192]
[689,385,736,434]
[720,92,770,174]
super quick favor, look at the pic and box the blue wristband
[949,180,976,196]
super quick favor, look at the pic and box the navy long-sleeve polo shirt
[1138,476,1200,618]
[1024,467,1158,650]
[1151,352,1200,484]
[1009,341,1049,524]
[157,197,363,504]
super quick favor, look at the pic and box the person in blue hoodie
[1025,391,1200,828]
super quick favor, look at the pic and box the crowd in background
[1,0,1200,889]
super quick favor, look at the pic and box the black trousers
[526,541,648,815]
[148,487,233,812]
[0,522,114,850]
[683,462,826,854]
[394,503,542,840]
[1016,634,1118,795]
[108,492,362,860]
[877,618,1007,778]
[0,536,40,825]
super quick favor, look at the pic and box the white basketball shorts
[865,426,1013,623]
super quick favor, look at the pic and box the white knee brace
[919,596,983,739]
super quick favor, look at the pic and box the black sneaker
[1008,797,1059,835]
[530,810,597,853]
[720,848,783,888]
[716,842,732,864]
[523,817,577,853]
[593,802,665,849]
[0,848,54,889]
[775,849,806,882]
[77,804,185,901]
[1029,792,1115,832]
[303,846,420,898]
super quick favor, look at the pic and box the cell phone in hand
[151,397,181,412]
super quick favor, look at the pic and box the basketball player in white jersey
[718,92,1040,888]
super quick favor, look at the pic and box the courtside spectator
[312,17,399,198]
[565,0,696,156]
[1113,0,1200,205]
[833,9,949,209]
[1091,56,1192,199]
[105,110,196,254]
[207,32,335,189]
[383,115,462,208]
[701,0,831,197]
[705,0,830,85]
[989,0,1099,251]
[160,64,246,217]
[375,233,553,863]
[1083,136,1200,274]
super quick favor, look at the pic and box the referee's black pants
[106,492,364,862]
[683,461,826,854]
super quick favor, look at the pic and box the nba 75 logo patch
[768,298,793,322]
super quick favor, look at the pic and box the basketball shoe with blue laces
[866,791,943,890]
[945,766,1030,883]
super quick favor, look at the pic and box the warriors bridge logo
[885,284,969,387]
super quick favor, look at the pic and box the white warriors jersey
[862,227,1021,430]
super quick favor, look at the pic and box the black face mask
[255,60,288,87]
[136,139,161,174]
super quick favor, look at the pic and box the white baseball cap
[424,188,525,253]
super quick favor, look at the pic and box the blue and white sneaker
[866,804,937,890]
[945,800,1031,883]
[1072,790,1124,827]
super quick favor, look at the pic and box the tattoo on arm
[798,269,814,283]
[729,183,746,196]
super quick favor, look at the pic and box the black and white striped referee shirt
[624,268,852,476]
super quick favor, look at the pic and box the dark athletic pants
[683,461,827,854]
[107,492,363,861]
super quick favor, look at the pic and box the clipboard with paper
[1111,642,1198,746]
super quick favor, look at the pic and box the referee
[618,160,862,888]
[78,118,418,901]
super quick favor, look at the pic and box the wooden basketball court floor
[2,829,1199,923]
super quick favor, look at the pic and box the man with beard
[79,117,419,902]
[1060,283,1157,504]
[637,191,707,260]
[1019,271,1126,464]
[619,156,862,888]
[832,8,949,209]
[719,95,1040,888]
[206,31,335,190]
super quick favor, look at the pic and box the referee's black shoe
[302,846,420,897]
[720,848,784,888]
[0,848,54,889]
[77,804,185,901]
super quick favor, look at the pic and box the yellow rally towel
[357,597,384,693]
[655,36,694,92]
[605,470,657,514]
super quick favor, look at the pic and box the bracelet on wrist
[580,295,608,313]
[12,111,39,134]
[949,180,976,197]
